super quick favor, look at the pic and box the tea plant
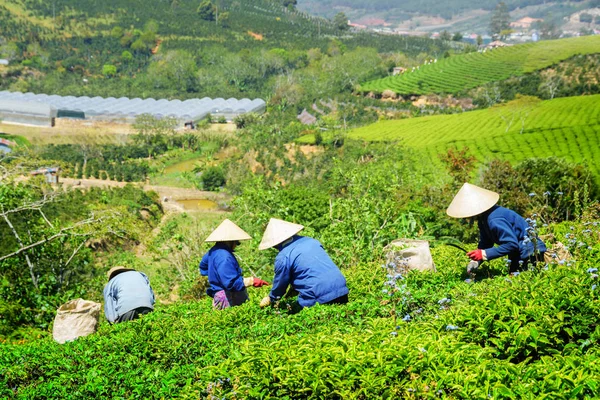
[360,35,600,95]
[346,95,600,182]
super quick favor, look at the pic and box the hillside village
[1,0,600,398]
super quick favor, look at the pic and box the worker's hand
[259,296,271,308]
[253,278,270,287]
[467,249,485,262]
[243,277,254,287]
[466,261,479,274]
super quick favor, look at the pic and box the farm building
[0,100,57,127]
[0,138,15,153]
[297,109,317,125]
[31,167,60,184]
[0,91,266,127]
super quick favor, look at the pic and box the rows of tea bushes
[360,35,600,96]
[2,220,599,398]
[341,95,600,180]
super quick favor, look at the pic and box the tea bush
[1,220,599,398]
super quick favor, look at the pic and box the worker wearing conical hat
[103,266,155,323]
[447,183,546,274]
[258,218,348,309]
[200,219,269,309]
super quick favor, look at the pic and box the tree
[0,42,19,61]
[201,166,226,191]
[147,50,198,92]
[490,2,510,39]
[102,64,117,77]
[579,13,593,24]
[439,30,452,41]
[476,35,483,46]
[121,50,133,63]
[333,12,349,31]
[452,32,463,42]
[282,0,297,9]
[197,0,216,21]
[540,75,562,100]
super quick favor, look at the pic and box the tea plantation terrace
[0,91,266,127]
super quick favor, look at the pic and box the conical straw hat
[107,266,135,280]
[205,219,252,242]
[446,183,499,218]
[258,218,304,250]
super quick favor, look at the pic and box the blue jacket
[478,206,546,261]
[200,243,245,298]
[103,271,155,323]
[269,236,348,307]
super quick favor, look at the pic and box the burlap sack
[385,239,436,273]
[52,298,101,344]
[543,241,572,265]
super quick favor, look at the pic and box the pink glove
[253,278,270,287]
[467,249,484,262]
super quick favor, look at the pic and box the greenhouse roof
[0,91,266,121]
[0,99,57,117]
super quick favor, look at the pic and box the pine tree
[490,2,510,39]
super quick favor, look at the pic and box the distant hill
[360,36,600,96]
[298,0,589,18]
[298,0,594,34]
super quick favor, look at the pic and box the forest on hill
[1,0,600,398]
[0,0,452,102]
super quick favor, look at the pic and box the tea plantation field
[2,221,600,398]
[343,95,600,179]
[360,35,600,95]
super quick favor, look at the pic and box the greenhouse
[0,99,57,127]
[0,91,266,126]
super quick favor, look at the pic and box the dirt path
[60,177,230,213]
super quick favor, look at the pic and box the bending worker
[258,218,348,309]
[103,266,155,323]
[200,219,269,309]
[447,183,546,274]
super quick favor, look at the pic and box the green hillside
[360,36,600,96]
[2,239,600,398]
[341,95,600,178]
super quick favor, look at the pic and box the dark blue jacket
[200,243,245,298]
[269,236,348,307]
[478,206,546,261]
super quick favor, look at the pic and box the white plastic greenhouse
[0,91,266,126]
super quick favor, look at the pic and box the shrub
[201,166,226,191]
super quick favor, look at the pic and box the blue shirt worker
[447,183,546,274]
[200,219,269,310]
[258,218,349,309]
[103,266,155,324]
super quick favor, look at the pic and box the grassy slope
[339,95,600,178]
[360,36,600,95]
[2,228,600,398]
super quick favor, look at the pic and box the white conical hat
[258,218,304,250]
[205,219,252,242]
[446,183,500,218]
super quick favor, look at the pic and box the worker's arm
[477,225,494,250]
[269,257,291,301]
[199,252,209,276]
[485,218,519,260]
[103,282,118,324]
